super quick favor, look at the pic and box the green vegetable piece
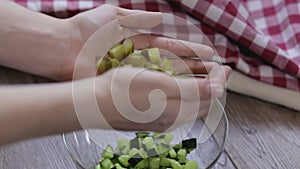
[100,159,114,169]
[97,58,112,74]
[184,160,198,169]
[130,138,141,149]
[125,53,146,67]
[160,134,174,144]
[187,148,195,153]
[169,159,182,169]
[148,157,160,169]
[128,156,143,167]
[109,44,124,60]
[157,144,170,156]
[142,48,161,64]
[177,149,187,161]
[182,138,197,149]
[135,159,148,168]
[169,148,177,159]
[114,163,126,169]
[118,155,130,167]
[122,38,134,56]
[178,158,187,164]
[120,146,130,155]
[102,145,114,159]
[110,58,120,68]
[135,132,150,138]
[117,139,130,152]
[138,149,148,159]
[173,143,182,150]
[142,137,155,150]
[129,148,140,157]
[145,61,160,70]
[160,157,170,167]
[95,164,101,169]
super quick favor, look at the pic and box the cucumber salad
[95,132,198,169]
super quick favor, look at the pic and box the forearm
[0,83,80,145]
[0,1,72,80]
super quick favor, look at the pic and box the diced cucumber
[177,149,187,161]
[160,134,174,144]
[102,145,114,159]
[118,155,130,167]
[117,138,130,152]
[142,137,155,150]
[129,148,139,157]
[100,159,114,169]
[114,163,126,169]
[169,159,182,169]
[184,160,198,169]
[97,58,112,74]
[95,164,101,169]
[169,148,177,159]
[135,132,150,138]
[173,143,182,150]
[142,48,161,64]
[109,58,120,68]
[160,157,170,167]
[122,38,134,56]
[128,157,143,167]
[109,44,124,60]
[182,138,197,149]
[135,159,148,168]
[148,157,160,169]
[130,138,141,149]
[96,132,198,169]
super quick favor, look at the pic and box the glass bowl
[62,99,228,169]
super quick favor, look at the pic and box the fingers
[118,8,162,29]
[130,35,214,58]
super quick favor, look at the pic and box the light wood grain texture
[225,92,300,169]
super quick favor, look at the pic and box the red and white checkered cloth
[12,0,300,92]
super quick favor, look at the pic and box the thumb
[118,10,163,29]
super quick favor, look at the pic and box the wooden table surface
[0,66,299,169]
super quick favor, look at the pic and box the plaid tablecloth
[12,0,300,92]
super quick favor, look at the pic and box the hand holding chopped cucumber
[95,132,198,169]
[96,38,178,76]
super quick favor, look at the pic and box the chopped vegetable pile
[95,132,198,169]
[96,38,178,76]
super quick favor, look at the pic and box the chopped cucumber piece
[135,132,150,138]
[182,138,197,149]
[109,44,124,60]
[100,159,114,169]
[118,155,130,167]
[177,149,187,161]
[122,38,134,56]
[117,138,130,152]
[184,160,198,169]
[160,157,170,167]
[97,58,111,74]
[102,145,114,159]
[142,137,155,150]
[169,148,177,159]
[148,157,160,169]
[95,164,101,169]
[142,48,161,64]
[169,159,182,169]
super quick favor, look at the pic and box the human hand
[75,63,231,132]
[59,4,215,80]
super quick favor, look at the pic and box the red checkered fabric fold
[12,0,300,91]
